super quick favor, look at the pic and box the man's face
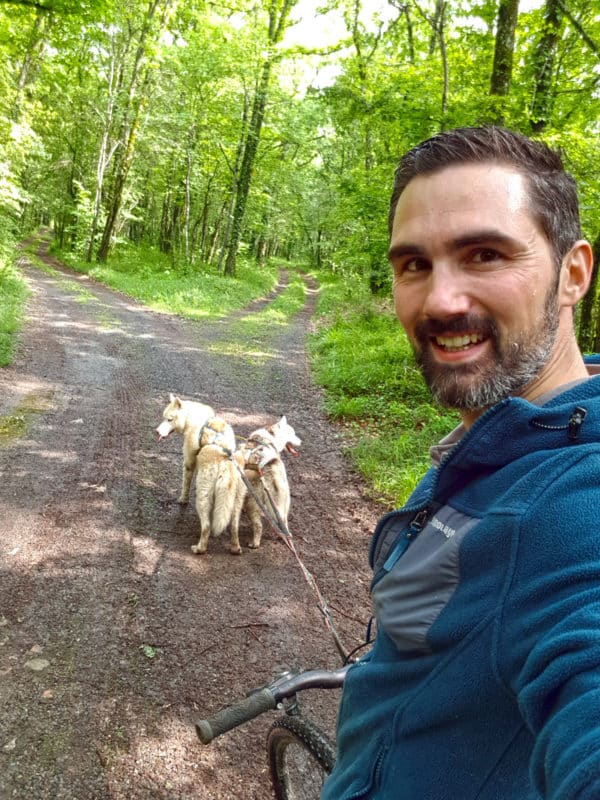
[389,163,562,419]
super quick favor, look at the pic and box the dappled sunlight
[204,340,277,365]
[0,375,53,399]
[29,446,80,464]
[106,710,267,799]
[0,249,368,799]
[131,536,167,577]
[50,317,111,332]
[240,308,289,326]
[116,713,207,790]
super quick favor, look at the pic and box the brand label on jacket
[372,505,480,653]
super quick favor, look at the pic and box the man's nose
[421,264,471,320]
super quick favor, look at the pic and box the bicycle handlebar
[196,687,277,743]
[195,665,349,744]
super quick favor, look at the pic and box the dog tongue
[286,444,299,457]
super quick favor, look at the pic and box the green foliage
[53,243,278,320]
[345,407,457,507]
[2,0,599,287]
[0,255,29,367]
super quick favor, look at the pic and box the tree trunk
[208,199,229,265]
[223,61,271,277]
[415,0,449,125]
[12,9,53,121]
[216,92,249,273]
[530,0,562,132]
[159,187,173,254]
[182,125,197,263]
[97,0,168,262]
[438,4,449,122]
[86,36,123,262]
[222,0,297,277]
[579,234,600,352]
[490,0,519,98]
[197,173,215,263]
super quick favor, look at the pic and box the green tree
[223,0,299,277]
[489,0,519,122]
[97,0,175,261]
[529,0,562,132]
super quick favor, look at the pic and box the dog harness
[244,433,279,475]
[197,417,234,455]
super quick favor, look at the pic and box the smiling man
[321,127,600,800]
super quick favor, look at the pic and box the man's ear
[559,240,594,307]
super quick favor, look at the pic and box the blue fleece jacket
[322,372,600,800]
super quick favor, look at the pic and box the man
[322,126,600,800]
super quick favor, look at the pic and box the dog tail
[210,463,238,537]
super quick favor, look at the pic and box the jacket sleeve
[496,453,600,800]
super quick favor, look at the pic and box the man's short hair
[389,126,582,267]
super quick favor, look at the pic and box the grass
[0,258,29,367]
[210,272,307,364]
[55,243,278,321]
[0,390,55,444]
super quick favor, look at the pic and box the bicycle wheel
[267,714,336,800]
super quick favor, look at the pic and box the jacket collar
[430,371,600,476]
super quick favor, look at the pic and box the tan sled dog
[192,417,247,556]
[156,394,215,504]
[242,416,301,549]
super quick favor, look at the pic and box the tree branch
[555,0,600,59]
[2,0,56,10]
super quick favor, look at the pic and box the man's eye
[471,248,501,263]
[399,257,429,274]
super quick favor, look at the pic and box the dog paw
[230,546,242,555]
[177,496,189,505]
[191,545,207,555]
[248,542,260,549]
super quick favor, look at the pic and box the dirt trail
[0,240,383,799]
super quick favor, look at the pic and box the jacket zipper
[342,740,390,800]
[371,403,509,582]
[367,506,432,593]
[406,507,428,540]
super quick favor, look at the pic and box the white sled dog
[192,416,249,556]
[242,416,301,549]
[156,394,215,504]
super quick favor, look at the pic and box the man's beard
[412,289,559,412]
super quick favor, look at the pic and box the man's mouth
[433,333,485,352]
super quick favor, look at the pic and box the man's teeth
[435,334,483,350]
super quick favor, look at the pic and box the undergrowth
[54,243,277,320]
[0,248,29,367]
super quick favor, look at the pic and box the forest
[1,0,599,297]
[1,0,600,504]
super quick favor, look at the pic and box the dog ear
[174,396,183,408]
[169,392,175,402]
[280,415,287,426]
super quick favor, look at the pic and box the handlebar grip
[196,687,277,743]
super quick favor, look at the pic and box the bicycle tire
[267,714,336,800]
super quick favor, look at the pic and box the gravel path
[0,240,383,799]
